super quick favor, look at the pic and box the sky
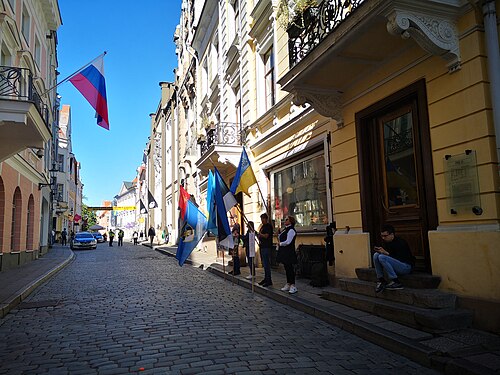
[57,0,182,207]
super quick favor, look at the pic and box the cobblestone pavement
[0,243,440,374]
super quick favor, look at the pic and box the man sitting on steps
[373,224,415,293]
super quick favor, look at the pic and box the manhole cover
[18,300,60,309]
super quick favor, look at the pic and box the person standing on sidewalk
[117,229,124,247]
[257,213,274,287]
[148,226,156,247]
[132,231,138,245]
[108,229,115,247]
[61,228,68,246]
[243,221,256,280]
[277,216,298,294]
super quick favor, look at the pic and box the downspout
[482,0,500,175]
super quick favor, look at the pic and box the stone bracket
[386,9,461,73]
[291,87,344,126]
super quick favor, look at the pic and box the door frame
[355,79,437,272]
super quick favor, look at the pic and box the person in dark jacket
[257,213,274,287]
[277,216,298,294]
[373,224,415,292]
[148,226,156,247]
[108,229,115,247]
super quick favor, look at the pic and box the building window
[34,36,41,68]
[26,195,34,250]
[58,154,64,172]
[11,188,22,251]
[271,152,328,230]
[1,44,12,66]
[56,184,64,202]
[263,48,275,111]
[21,6,30,44]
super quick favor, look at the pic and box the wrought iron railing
[200,122,241,155]
[0,65,50,128]
[288,0,365,67]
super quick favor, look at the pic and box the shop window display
[272,153,328,230]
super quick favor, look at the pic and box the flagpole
[40,51,107,97]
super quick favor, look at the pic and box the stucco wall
[429,230,500,301]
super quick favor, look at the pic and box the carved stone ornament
[291,87,344,126]
[386,10,461,73]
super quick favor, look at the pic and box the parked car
[91,232,105,243]
[70,232,97,250]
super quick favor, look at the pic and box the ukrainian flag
[230,148,257,196]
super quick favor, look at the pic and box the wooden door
[357,81,437,271]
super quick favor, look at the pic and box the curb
[0,251,75,319]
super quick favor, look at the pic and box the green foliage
[81,204,97,231]
[276,0,317,30]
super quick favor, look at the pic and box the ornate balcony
[197,121,243,174]
[0,66,51,162]
[288,0,365,67]
[279,0,464,123]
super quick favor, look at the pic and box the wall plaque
[444,150,481,215]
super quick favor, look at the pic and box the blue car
[91,232,105,243]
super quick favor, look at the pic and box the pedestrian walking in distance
[117,229,124,246]
[132,231,138,245]
[61,228,68,246]
[148,226,156,247]
[108,229,115,247]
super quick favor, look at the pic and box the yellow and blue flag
[230,148,257,196]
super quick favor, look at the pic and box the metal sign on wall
[444,150,482,215]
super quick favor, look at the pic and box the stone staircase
[321,268,473,333]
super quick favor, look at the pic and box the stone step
[355,268,441,289]
[339,278,457,309]
[321,289,473,333]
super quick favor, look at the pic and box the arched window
[26,194,34,250]
[11,188,22,251]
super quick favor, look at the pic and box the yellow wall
[429,231,500,301]
[334,233,371,278]
[327,6,500,300]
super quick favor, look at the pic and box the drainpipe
[483,0,500,175]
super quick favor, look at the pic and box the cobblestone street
[0,243,440,374]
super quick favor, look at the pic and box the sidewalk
[154,244,500,375]
[0,244,74,318]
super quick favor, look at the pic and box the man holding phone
[373,224,414,292]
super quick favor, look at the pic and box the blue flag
[214,168,234,249]
[207,170,218,235]
[176,200,208,266]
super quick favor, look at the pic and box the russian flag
[69,56,109,130]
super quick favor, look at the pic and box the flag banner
[215,167,237,210]
[148,190,158,209]
[73,214,82,223]
[139,199,148,214]
[178,185,191,220]
[206,170,218,236]
[69,55,109,130]
[214,168,234,249]
[248,231,256,257]
[142,149,148,165]
[176,200,207,266]
[230,148,257,196]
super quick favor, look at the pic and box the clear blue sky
[57,0,181,207]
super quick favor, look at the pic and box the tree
[81,204,97,231]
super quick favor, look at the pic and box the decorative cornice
[291,87,344,126]
[386,9,461,73]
